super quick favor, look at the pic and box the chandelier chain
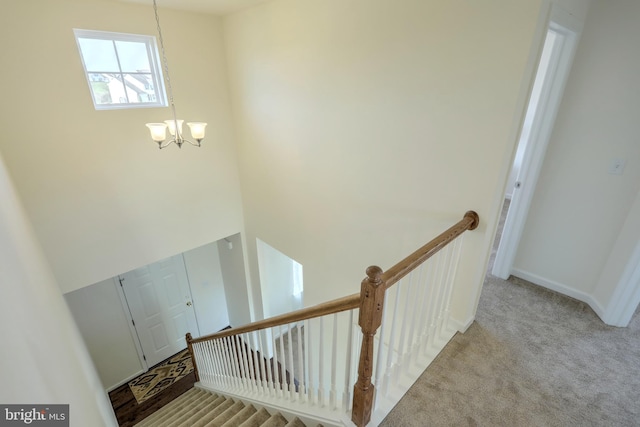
[153,0,179,127]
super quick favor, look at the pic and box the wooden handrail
[186,210,479,427]
[352,210,479,426]
[382,210,479,289]
[189,293,360,344]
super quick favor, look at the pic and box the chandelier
[145,0,206,149]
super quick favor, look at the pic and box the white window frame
[73,29,167,110]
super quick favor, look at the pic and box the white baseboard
[106,369,146,393]
[511,268,606,321]
[448,316,474,333]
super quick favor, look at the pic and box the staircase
[134,388,311,427]
[184,211,480,426]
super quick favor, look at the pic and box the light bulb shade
[164,119,184,136]
[187,122,207,140]
[146,123,167,142]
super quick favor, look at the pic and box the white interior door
[120,254,199,368]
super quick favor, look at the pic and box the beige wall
[514,0,640,312]
[0,151,116,425]
[223,0,547,324]
[0,0,244,293]
[64,278,144,390]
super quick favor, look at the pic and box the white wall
[183,242,230,336]
[64,279,144,391]
[0,0,244,294]
[218,233,253,326]
[0,152,117,426]
[257,239,303,318]
[514,0,640,313]
[223,0,547,325]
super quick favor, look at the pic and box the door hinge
[143,354,146,361]
[119,276,125,287]
[132,319,135,326]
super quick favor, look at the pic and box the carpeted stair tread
[189,397,235,427]
[134,388,210,426]
[176,395,229,427]
[203,400,245,427]
[238,407,271,427]
[155,392,220,426]
[221,404,257,426]
[135,388,316,427]
[259,413,288,427]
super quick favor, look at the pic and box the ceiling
[113,0,271,15]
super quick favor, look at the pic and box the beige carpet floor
[380,201,640,426]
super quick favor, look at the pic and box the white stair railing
[187,210,480,427]
[189,296,361,425]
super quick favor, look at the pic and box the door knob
[186,301,192,306]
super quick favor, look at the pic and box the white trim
[113,276,149,372]
[493,14,581,280]
[512,268,606,319]
[73,28,167,110]
[602,241,640,327]
[448,316,474,333]
[105,368,146,393]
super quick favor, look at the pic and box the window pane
[78,38,120,72]
[115,40,151,73]
[88,73,128,105]
[122,74,157,103]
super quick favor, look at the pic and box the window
[73,29,167,110]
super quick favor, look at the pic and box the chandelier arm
[185,139,202,147]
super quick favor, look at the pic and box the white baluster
[342,309,355,412]
[384,282,401,396]
[262,329,275,395]
[296,322,306,401]
[440,237,464,336]
[209,340,221,386]
[330,313,338,410]
[219,337,233,387]
[278,325,289,398]
[271,326,282,397]
[227,336,241,388]
[242,333,256,392]
[251,331,265,395]
[395,274,413,384]
[318,316,325,407]
[435,246,455,344]
[427,252,446,353]
[286,324,296,401]
[235,335,248,390]
[405,264,425,372]
[306,319,316,406]
[419,262,436,356]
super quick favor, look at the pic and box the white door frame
[115,255,200,370]
[114,276,149,371]
[492,6,582,279]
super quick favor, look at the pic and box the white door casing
[492,7,581,280]
[119,255,200,368]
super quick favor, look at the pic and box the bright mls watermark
[1,405,68,426]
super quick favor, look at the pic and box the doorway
[492,17,580,279]
[119,254,200,369]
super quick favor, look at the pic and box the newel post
[352,266,386,427]
[186,333,200,382]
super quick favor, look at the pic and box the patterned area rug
[129,350,194,404]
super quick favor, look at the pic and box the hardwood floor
[108,371,196,427]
